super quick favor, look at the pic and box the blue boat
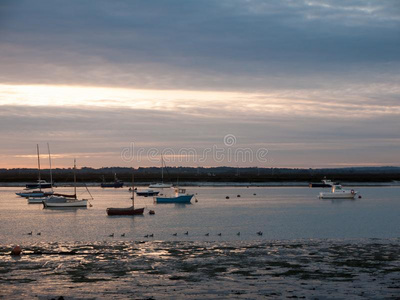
[26,180,53,190]
[155,188,194,204]
[16,190,53,198]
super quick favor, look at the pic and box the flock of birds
[26,231,264,237]
[106,231,264,238]
[27,231,40,236]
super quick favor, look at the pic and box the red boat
[106,207,144,216]
[106,172,144,216]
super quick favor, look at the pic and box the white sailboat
[43,159,91,208]
[27,143,55,204]
[149,155,172,188]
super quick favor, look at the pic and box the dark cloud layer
[0,0,399,90]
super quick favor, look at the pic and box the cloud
[0,0,399,167]
[0,0,399,91]
[0,98,399,168]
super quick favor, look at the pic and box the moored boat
[43,197,88,208]
[18,143,54,196]
[101,181,124,188]
[26,180,52,190]
[43,159,92,208]
[17,190,53,198]
[107,172,144,216]
[148,155,172,188]
[148,183,172,188]
[101,174,124,188]
[29,195,74,204]
[309,178,338,188]
[107,207,145,215]
[319,185,357,199]
[155,188,193,204]
[136,189,160,197]
[27,197,47,204]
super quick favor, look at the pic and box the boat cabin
[175,188,186,195]
[332,185,342,193]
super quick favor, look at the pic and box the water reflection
[106,215,145,219]
[327,198,357,204]
[174,203,190,208]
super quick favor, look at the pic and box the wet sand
[1,239,399,299]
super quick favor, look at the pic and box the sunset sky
[0,0,399,168]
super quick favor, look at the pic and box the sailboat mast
[161,155,164,183]
[132,171,135,208]
[36,144,41,191]
[73,159,77,199]
[47,143,53,192]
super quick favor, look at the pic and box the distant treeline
[0,166,400,183]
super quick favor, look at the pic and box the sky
[0,0,399,168]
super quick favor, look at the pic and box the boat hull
[43,199,88,208]
[149,183,172,188]
[319,193,356,199]
[17,191,53,198]
[136,191,160,197]
[26,183,52,189]
[155,194,193,204]
[107,207,144,216]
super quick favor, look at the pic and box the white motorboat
[319,185,357,199]
[148,183,172,188]
[309,177,338,188]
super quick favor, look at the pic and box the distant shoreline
[1,181,399,188]
[2,166,399,184]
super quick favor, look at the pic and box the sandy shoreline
[1,239,399,299]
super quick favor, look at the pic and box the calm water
[1,186,400,299]
[0,186,399,243]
